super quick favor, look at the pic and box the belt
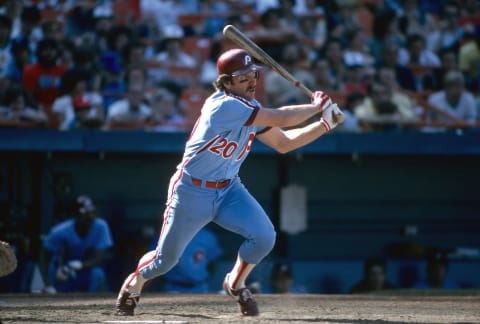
[191,177,231,189]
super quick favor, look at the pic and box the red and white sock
[227,255,256,290]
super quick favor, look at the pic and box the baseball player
[39,195,113,293]
[115,48,343,316]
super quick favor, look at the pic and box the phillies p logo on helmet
[244,55,252,66]
[217,49,262,76]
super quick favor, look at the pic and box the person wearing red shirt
[22,37,67,126]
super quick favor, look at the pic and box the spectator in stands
[369,8,405,63]
[72,43,102,91]
[297,10,327,51]
[300,0,327,16]
[398,33,441,68]
[15,5,43,56]
[139,0,191,38]
[354,81,417,131]
[65,2,97,37]
[264,261,306,294]
[326,0,363,45]
[52,68,105,130]
[276,0,301,32]
[376,66,419,121]
[426,70,477,127]
[264,41,314,106]
[342,59,369,96]
[425,1,464,54]
[322,37,347,92]
[91,3,115,53]
[0,85,48,126]
[39,194,114,293]
[99,24,133,77]
[199,39,222,90]
[458,25,480,91]
[199,0,230,37]
[336,92,362,132]
[0,0,22,39]
[0,15,13,88]
[106,67,152,130]
[426,48,460,91]
[412,249,459,289]
[396,0,436,39]
[311,58,338,92]
[350,257,395,293]
[145,87,188,132]
[41,20,65,42]
[458,0,480,29]
[343,29,375,72]
[57,39,76,70]
[22,37,68,126]
[376,41,417,91]
[147,227,222,293]
[152,24,197,88]
[99,51,126,110]
[6,37,30,86]
[155,24,196,69]
[122,40,148,71]
[245,7,297,62]
[397,34,440,91]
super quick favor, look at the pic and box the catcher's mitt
[0,240,17,277]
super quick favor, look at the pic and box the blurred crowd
[0,0,478,133]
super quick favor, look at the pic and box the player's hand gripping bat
[222,24,345,124]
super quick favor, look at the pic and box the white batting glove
[311,90,332,112]
[67,260,83,271]
[320,103,344,132]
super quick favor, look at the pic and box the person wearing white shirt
[427,70,477,126]
[52,68,104,130]
[106,84,152,127]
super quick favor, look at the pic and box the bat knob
[333,112,345,124]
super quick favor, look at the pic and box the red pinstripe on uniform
[231,261,248,288]
[227,93,260,126]
[124,159,191,284]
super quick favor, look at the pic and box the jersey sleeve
[211,97,259,130]
[93,219,114,250]
[42,222,70,253]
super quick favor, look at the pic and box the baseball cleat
[223,274,259,316]
[115,290,140,316]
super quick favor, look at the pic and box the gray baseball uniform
[139,90,276,280]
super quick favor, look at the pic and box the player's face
[229,71,259,100]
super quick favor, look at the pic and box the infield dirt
[1,292,479,323]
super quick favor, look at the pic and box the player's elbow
[273,142,295,154]
[270,138,296,154]
[276,147,291,154]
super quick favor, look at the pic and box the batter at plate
[115,48,343,317]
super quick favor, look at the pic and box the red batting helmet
[217,49,262,76]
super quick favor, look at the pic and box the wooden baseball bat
[222,24,344,123]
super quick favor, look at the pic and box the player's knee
[255,228,276,253]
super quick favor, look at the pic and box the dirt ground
[1,291,479,324]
